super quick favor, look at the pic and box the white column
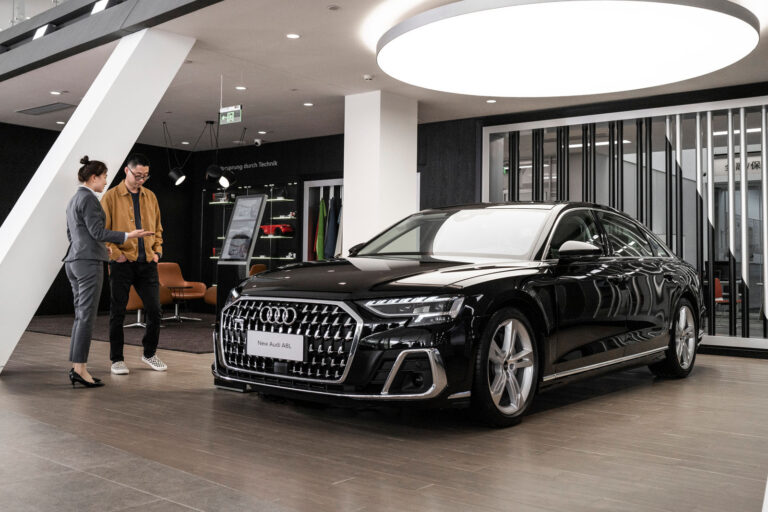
[0,28,195,374]
[342,90,418,254]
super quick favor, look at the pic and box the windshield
[356,208,550,262]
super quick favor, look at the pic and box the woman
[64,156,152,388]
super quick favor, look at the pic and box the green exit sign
[219,105,242,125]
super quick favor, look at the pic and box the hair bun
[80,156,90,165]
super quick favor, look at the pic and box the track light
[168,167,186,186]
[219,169,237,189]
[205,164,222,183]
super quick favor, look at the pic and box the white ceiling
[1,0,768,151]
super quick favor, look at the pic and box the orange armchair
[158,262,206,322]
[125,285,173,328]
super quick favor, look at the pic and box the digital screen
[220,195,266,261]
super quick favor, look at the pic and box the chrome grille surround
[218,296,363,384]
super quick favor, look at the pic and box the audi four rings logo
[259,306,298,325]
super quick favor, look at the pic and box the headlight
[361,295,465,326]
[224,288,240,308]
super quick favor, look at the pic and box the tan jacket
[101,180,163,262]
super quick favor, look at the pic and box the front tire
[649,298,697,379]
[471,308,539,428]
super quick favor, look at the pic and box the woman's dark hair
[77,156,108,183]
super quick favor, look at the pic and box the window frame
[541,207,607,261]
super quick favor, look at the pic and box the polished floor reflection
[1,332,767,512]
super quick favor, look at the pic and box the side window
[597,212,654,257]
[547,210,604,259]
[646,232,672,257]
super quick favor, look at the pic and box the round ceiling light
[376,0,759,97]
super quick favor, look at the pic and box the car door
[545,208,631,377]
[594,211,668,356]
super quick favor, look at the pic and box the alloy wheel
[487,318,534,415]
[675,305,696,370]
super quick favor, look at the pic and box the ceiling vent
[16,102,75,115]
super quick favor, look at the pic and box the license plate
[246,331,305,362]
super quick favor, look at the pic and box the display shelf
[205,181,300,275]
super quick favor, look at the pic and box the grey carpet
[25,313,216,354]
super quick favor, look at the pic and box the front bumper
[212,343,449,401]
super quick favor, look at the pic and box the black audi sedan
[213,202,704,427]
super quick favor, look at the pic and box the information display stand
[215,194,268,316]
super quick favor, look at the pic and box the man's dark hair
[126,153,150,168]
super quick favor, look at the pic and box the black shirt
[130,191,146,262]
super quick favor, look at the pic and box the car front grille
[219,297,360,383]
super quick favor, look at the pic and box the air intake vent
[16,102,75,116]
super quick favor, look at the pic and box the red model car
[259,224,294,236]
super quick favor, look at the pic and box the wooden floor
[1,332,767,512]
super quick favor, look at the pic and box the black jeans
[109,261,161,362]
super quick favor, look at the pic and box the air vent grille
[16,102,75,116]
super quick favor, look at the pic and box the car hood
[240,257,541,299]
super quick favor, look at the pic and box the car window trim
[540,207,607,262]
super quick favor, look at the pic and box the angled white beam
[0,28,195,374]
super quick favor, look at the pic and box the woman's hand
[126,229,154,239]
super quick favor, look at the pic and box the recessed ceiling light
[286,33,301,39]
[33,24,50,40]
[235,85,247,91]
[258,130,267,135]
[50,91,61,95]
[181,141,190,145]
[56,121,65,125]
[91,0,109,14]
[713,128,761,136]
[486,99,497,104]
[303,102,314,107]
[376,0,760,97]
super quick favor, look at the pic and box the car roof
[420,201,621,215]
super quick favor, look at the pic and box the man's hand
[153,253,160,263]
[107,246,113,257]
[116,254,127,263]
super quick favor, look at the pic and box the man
[102,154,167,374]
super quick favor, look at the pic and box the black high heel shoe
[69,369,104,388]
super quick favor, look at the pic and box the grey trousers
[65,260,104,363]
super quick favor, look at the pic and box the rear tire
[274,228,283,236]
[649,298,697,379]
[471,307,539,428]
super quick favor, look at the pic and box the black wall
[418,118,483,208]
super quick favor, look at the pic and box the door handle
[608,275,629,284]
[663,273,675,281]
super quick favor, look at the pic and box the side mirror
[348,243,365,257]
[557,240,601,259]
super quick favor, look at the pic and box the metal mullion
[609,121,616,207]
[509,131,519,202]
[617,121,624,211]
[666,116,674,248]
[582,124,589,201]
[564,126,570,201]
[556,128,563,200]
[695,113,704,276]
[589,123,597,202]
[637,119,644,222]
[707,111,716,335]
[728,109,737,336]
[645,117,653,229]
[740,107,749,338]
[762,106,768,337]
[676,114,684,258]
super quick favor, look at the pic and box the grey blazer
[64,187,125,262]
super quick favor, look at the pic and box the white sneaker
[111,361,130,375]
[141,355,167,372]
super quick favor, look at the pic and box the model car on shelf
[213,202,704,427]
[258,224,294,236]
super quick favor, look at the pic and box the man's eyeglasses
[127,168,150,182]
